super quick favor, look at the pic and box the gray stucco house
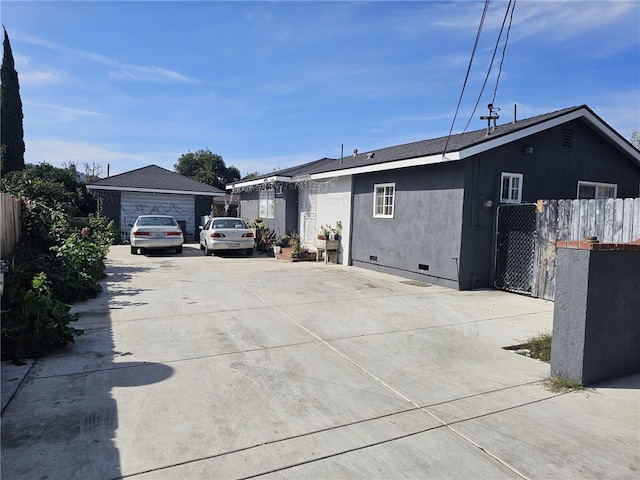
[230,105,640,290]
[87,165,225,243]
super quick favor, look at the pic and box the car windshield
[212,219,246,229]
[138,217,176,227]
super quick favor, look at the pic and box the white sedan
[130,215,184,254]
[199,217,255,256]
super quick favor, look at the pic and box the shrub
[1,200,115,359]
[1,273,82,360]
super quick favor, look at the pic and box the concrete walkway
[2,245,638,479]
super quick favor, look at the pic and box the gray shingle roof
[242,157,337,181]
[87,165,225,195]
[302,105,589,175]
[231,105,608,188]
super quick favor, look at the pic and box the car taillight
[210,232,225,238]
[132,231,151,236]
[165,231,182,236]
[242,232,254,238]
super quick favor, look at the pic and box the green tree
[1,28,25,175]
[174,148,241,190]
[1,163,96,217]
[243,170,262,179]
[631,129,639,150]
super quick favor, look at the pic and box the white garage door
[121,192,195,243]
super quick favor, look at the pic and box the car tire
[204,243,212,256]
[246,248,254,256]
[176,245,183,254]
[199,242,204,250]
[130,246,137,255]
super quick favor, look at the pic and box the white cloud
[24,138,175,176]
[14,30,195,83]
[391,1,637,42]
[25,103,107,122]
[109,64,195,83]
[19,70,60,85]
[507,0,637,42]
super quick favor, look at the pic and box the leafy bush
[1,164,115,360]
[1,273,82,360]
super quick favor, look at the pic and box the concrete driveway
[2,244,638,479]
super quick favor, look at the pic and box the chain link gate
[495,203,537,295]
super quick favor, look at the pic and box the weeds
[543,376,585,393]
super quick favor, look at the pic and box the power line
[441,0,491,157]
[463,0,517,133]
[491,0,517,107]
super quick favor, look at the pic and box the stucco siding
[351,164,465,288]
[298,176,352,265]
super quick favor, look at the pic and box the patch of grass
[543,376,585,393]
[521,332,552,363]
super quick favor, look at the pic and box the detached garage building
[87,165,225,243]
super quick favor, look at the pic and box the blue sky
[3,0,639,177]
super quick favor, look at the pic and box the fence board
[1,193,22,259]
[534,198,640,301]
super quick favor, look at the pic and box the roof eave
[227,175,293,190]
[86,185,225,196]
[305,152,462,180]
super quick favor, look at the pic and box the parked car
[199,217,255,256]
[130,215,184,254]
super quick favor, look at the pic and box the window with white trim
[259,189,275,218]
[373,183,395,218]
[500,172,523,203]
[577,181,617,199]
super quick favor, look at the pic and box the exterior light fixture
[483,199,493,209]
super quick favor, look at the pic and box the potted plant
[333,220,343,241]
[273,236,282,255]
[317,224,334,240]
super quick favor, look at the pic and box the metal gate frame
[494,203,537,295]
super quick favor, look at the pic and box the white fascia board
[458,108,640,164]
[227,175,292,190]
[304,152,462,180]
[265,176,292,183]
[86,185,225,196]
[226,178,267,189]
[458,109,589,159]
[581,111,640,165]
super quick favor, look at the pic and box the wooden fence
[1,192,22,259]
[532,198,640,300]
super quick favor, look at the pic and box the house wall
[472,119,640,205]
[239,191,260,225]
[459,118,640,290]
[99,191,122,241]
[351,163,465,288]
[238,187,299,236]
[298,176,352,265]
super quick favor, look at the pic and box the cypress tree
[1,27,25,174]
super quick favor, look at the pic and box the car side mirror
[199,226,204,230]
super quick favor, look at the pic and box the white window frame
[500,172,523,204]
[577,181,617,200]
[373,183,395,218]
[258,189,275,218]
